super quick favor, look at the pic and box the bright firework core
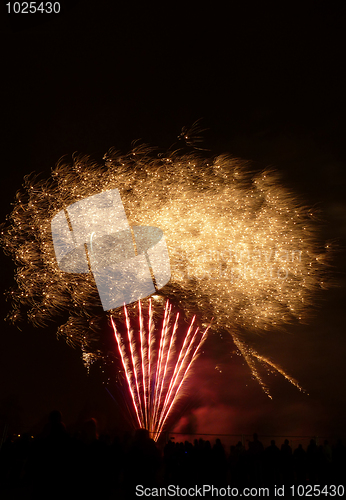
[111,299,211,441]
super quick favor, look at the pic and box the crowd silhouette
[0,412,345,499]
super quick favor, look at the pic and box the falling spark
[233,336,306,398]
[111,299,211,441]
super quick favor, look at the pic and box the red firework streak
[111,299,211,441]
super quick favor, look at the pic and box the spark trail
[111,299,211,441]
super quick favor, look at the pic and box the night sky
[1,1,346,445]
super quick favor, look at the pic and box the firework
[0,145,329,391]
[111,299,210,440]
